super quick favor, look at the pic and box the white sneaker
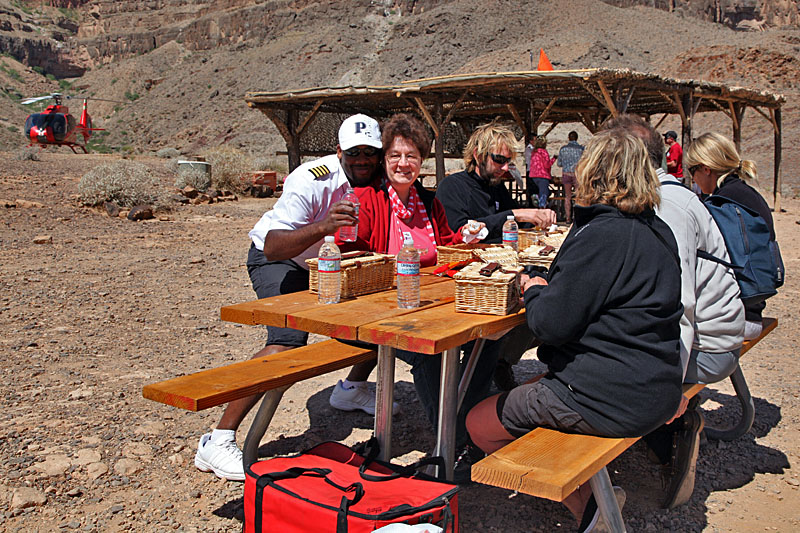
[194,433,245,481]
[329,380,399,416]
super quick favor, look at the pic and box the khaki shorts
[497,380,596,438]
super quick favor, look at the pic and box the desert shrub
[174,167,211,192]
[78,160,168,209]
[251,156,273,172]
[15,147,40,161]
[156,147,180,159]
[202,146,250,193]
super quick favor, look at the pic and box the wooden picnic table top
[220,266,527,353]
[220,267,448,329]
[358,302,526,354]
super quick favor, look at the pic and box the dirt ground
[0,151,798,532]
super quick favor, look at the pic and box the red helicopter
[21,93,115,154]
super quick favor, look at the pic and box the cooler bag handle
[357,438,446,482]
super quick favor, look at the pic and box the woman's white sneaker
[329,380,399,415]
[194,433,245,481]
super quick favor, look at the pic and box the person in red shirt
[664,130,684,180]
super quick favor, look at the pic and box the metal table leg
[374,345,396,462]
[243,385,291,471]
[705,364,755,441]
[457,338,485,412]
[434,346,460,481]
[588,467,626,533]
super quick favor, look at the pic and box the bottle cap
[324,236,335,242]
[507,215,515,220]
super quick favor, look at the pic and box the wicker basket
[473,246,518,267]
[519,229,545,250]
[518,244,559,268]
[306,252,395,298]
[453,263,523,315]
[437,243,509,266]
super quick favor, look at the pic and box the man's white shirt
[249,154,350,269]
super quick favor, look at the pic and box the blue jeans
[532,178,551,209]
[396,337,503,448]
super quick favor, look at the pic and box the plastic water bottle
[317,236,341,304]
[338,187,359,242]
[502,215,519,251]
[396,235,420,309]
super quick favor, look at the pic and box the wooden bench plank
[142,340,376,411]
[472,318,777,501]
[358,302,527,354]
[287,279,456,340]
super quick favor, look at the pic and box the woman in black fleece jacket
[466,131,683,530]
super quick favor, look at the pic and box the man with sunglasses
[436,122,556,244]
[664,130,684,182]
[194,114,389,482]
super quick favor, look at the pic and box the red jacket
[337,180,463,254]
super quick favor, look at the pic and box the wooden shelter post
[286,109,301,171]
[774,107,782,211]
[434,101,445,185]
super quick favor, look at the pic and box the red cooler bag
[244,439,458,532]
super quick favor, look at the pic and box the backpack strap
[636,216,680,268]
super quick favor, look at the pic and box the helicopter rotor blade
[21,95,54,105]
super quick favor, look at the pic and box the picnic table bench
[471,317,777,533]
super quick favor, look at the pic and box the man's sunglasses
[344,146,380,158]
[689,164,701,176]
[489,153,512,165]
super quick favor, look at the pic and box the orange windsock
[537,48,554,71]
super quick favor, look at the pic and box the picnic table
[219,267,526,480]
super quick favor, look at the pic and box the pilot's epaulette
[308,164,331,179]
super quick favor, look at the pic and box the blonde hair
[463,121,519,172]
[685,132,758,188]
[533,136,547,149]
[575,130,660,214]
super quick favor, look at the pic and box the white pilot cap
[338,114,382,151]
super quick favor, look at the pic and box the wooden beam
[579,112,597,134]
[533,97,558,131]
[260,108,292,143]
[295,99,323,137]
[729,101,739,132]
[774,107,782,211]
[507,103,527,140]
[443,90,470,125]
[434,101,445,185]
[579,80,607,107]
[596,80,619,117]
[752,106,780,135]
[653,112,669,130]
[672,92,688,127]
[413,97,440,138]
[542,121,559,137]
[622,87,635,113]
[708,99,732,118]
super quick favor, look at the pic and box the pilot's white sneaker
[194,433,245,481]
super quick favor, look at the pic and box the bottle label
[502,231,518,242]
[397,261,420,276]
[317,259,341,273]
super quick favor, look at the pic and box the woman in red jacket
[527,136,557,209]
[340,113,482,265]
[337,113,489,450]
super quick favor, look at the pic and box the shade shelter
[245,68,785,209]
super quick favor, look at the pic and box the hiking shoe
[492,359,518,391]
[194,433,244,481]
[453,443,486,485]
[578,486,626,533]
[329,380,399,416]
[663,409,705,509]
